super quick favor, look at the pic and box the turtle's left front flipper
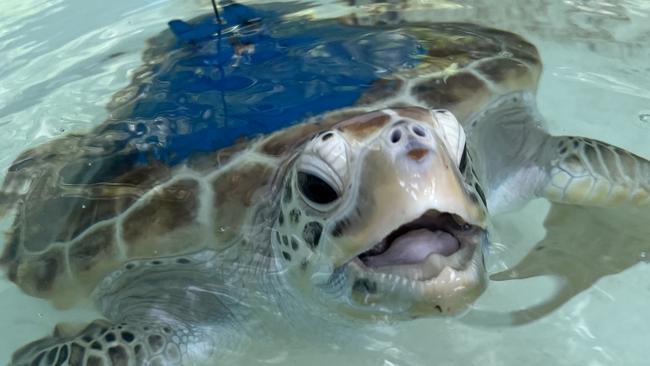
[537,134,650,207]
[469,91,650,211]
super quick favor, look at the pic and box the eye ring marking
[459,143,468,172]
[298,130,349,208]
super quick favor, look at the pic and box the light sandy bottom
[1,0,649,365]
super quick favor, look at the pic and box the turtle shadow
[465,202,650,326]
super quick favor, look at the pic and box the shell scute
[211,162,276,244]
[67,223,121,297]
[10,247,68,301]
[186,139,252,173]
[353,22,541,125]
[356,78,404,105]
[69,223,117,274]
[413,72,491,122]
[19,195,134,253]
[122,178,201,257]
[476,57,538,91]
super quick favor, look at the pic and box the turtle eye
[459,144,468,173]
[297,171,339,205]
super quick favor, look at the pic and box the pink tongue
[364,229,459,267]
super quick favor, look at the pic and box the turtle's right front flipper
[537,135,650,206]
[10,251,252,366]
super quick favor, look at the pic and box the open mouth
[350,209,481,282]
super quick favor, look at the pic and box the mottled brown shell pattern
[0,21,541,306]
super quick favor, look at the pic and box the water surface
[1,0,649,365]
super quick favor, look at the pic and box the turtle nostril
[390,129,402,143]
[412,125,426,137]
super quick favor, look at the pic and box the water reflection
[473,204,650,325]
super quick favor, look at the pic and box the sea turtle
[3,2,650,365]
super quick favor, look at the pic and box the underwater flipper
[463,203,650,325]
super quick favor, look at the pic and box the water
[1,0,649,364]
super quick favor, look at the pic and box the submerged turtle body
[3,2,650,366]
[0,15,540,307]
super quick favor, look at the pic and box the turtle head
[272,107,489,320]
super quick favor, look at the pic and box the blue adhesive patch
[101,2,425,165]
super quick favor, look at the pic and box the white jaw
[342,209,487,316]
